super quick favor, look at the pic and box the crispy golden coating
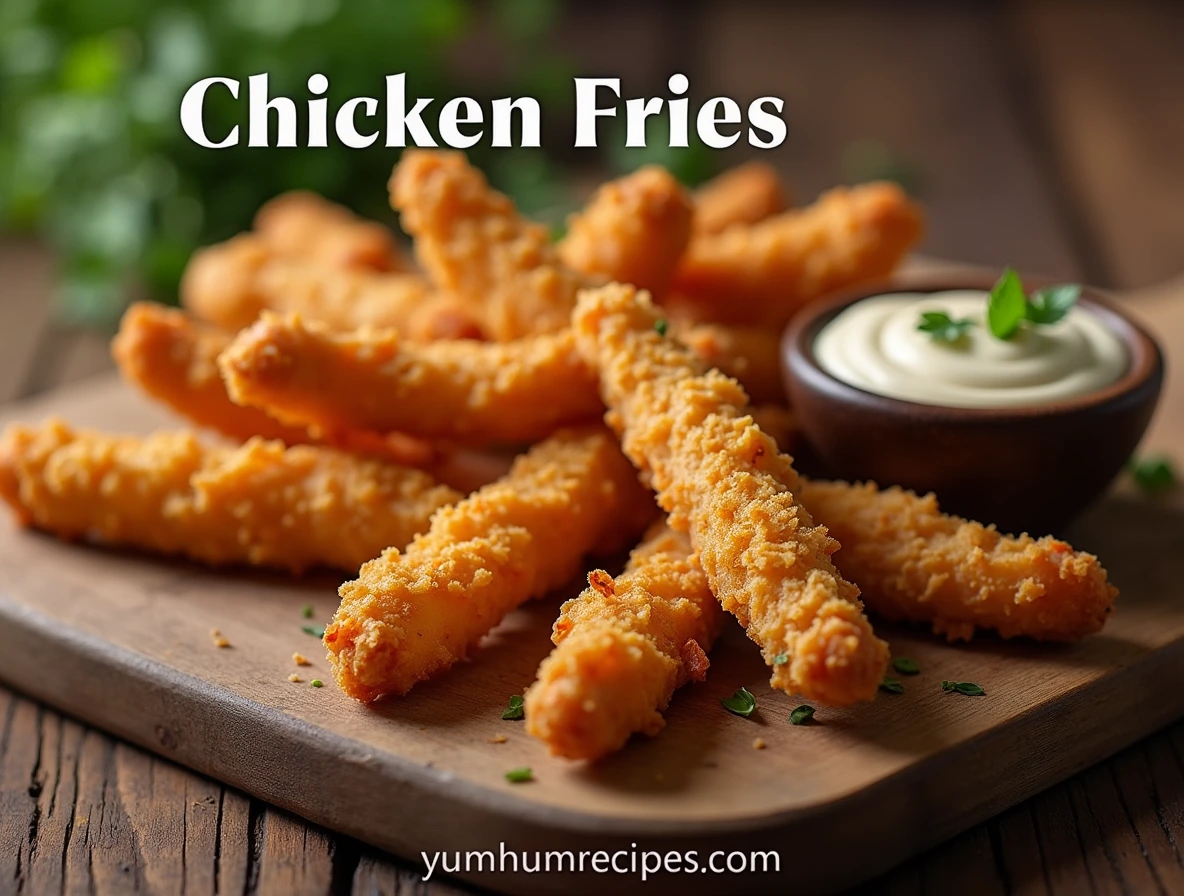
[113,303,435,466]
[692,161,789,234]
[180,234,445,335]
[796,479,1118,642]
[0,420,460,573]
[671,182,924,328]
[673,320,786,405]
[525,523,724,760]
[219,313,603,444]
[112,302,319,444]
[573,283,888,706]
[389,150,585,340]
[326,428,652,701]
[557,165,693,297]
[253,191,408,271]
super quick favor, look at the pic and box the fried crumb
[753,738,767,751]
[288,674,302,683]
[292,652,311,666]
[487,734,508,744]
[210,628,230,648]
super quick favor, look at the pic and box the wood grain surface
[1,2,1183,895]
[0,274,1180,893]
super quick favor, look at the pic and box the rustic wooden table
[1,2,1182,893]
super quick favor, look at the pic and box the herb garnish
[921,268,1082,343]
[1025,283,1081,325]
[789,705,815,725]
[310,679,324,688]
[654,318,669,337]
[941,680,985,696]
[879,677,905,695]
[892,657,920,676]
[302,624,326,638]
[502,695,525,721]
[987,268,1029,339]
[505,767,533,783]
[721,687,757,718]
[772,653,788,666]
[917,311,972,344]
[301,604,314,619]
[1129,456,1177,493]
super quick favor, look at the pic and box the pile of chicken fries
[0,151,1117,761]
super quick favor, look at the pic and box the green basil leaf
[988,268,1027,340]
[1026,283,1080,325]
[892,657,920,676]
[789,705,815,725]
[941,680,985,696]
[721,687,757,718]
[879,677,905,695]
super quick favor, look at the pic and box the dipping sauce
[814,290,1128,408]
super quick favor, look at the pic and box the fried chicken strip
[525,523,723,760]
[219,313,603,444]
[253,191,409,271]
[113,303,435,466]
[557,165,693,297]
[113,302,319,444]
[574,283,888,706]
[389,150,585,340]
[180,235,454,336]
[796,479,1118,642]
[692,161,789,235]
[0,420,460,573]
[326,427,653,701]
[671,182,924,328]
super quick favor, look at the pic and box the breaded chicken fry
[326,428,652,701]
[113,304,435,466]
[557,166,693,297]
[113,303,319,444]
[0,420,460,573]
[525,523,723,760]
[219,313,602,444]
[693,161,789,235]
[389,150,585,340]
[253,191,408,271]
[180,235,446,335]
[796,479,1118,642]
[672,182,924,328]
[574,284,888,706]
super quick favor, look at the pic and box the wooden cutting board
[0,279,1181,895]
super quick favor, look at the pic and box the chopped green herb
[502,695,525,721]
[1025,283,1080,325]
[892,657,920,676]
[987,268,1027,340]
[1129,456,1177,493]
[721,687,757,718]
[301,604,314,619]
[879,676,905,695]
[772,653,789,666]
[505,767,533,783]
[789,705,815,726]
[310,679,324,688]
[302,624,326,638]
[916,310,973,344]
[654,318,669,337]
[941,680,985,696]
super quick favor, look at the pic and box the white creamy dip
[814,290,1128,408]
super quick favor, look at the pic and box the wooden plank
[0,347,1181,895]
[1008,1,1184,289]
[698,2,1079,278]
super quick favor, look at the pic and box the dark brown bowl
[782,272,1165,535]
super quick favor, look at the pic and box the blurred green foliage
[0,0,581,326]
